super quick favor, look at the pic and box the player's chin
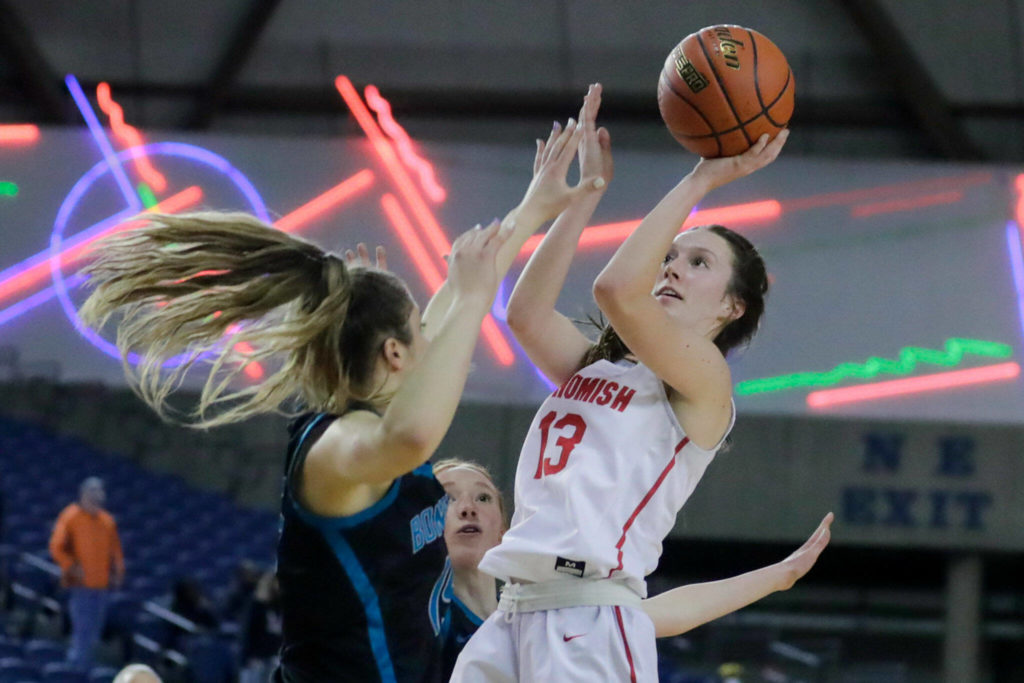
[447,543,487,569]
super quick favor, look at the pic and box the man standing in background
[49,476,125,668]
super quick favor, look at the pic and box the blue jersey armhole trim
[286,411,404,529]
[289,478,402,530]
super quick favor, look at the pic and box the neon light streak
[223,324,264,380]
[334,76,452,263]
[806,362,1021,408]
[0,182,17,197]
[0,187,201,306]
[520,201,782,255]
[736,338,1014,396]
[65,74,141,211]
[137,182,158,209]
[0,276,85,327]
[364,85,446,203]
[782,172,993,213]
[380,193,515,365]
[687,200,782,227]
[0,209,134,304]
[236,343,265,379]
[0,124,40,145]
[1015,174,1024,227]
[336,75,514,365]
[34,143,264,361]
[490,278,558,391]
[380,193,443,291]
[850,190,964,218]
[274,169,375,233]
[96,82,168,192]
[1007,223,1024,342]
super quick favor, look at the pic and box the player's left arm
[641,512,831,637]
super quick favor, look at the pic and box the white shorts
[450,603,657,682]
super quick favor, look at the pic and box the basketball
[657,25,794,157]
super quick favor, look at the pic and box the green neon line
[0,181,18,197]
[735,338,1015,396]
[137,182,158,209]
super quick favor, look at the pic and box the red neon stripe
[850,190,963,218]
[380,194,515,366]
[337,75,514,365]
[807,362,1021,408]
[520,201,781,256]
[0,124,40,144]
[380,193,445,291]
[0,186,202,303]
[1015,175,1024,227]
[782,172,993,212]
[614,606,638,683]
[686,199,781,227]
[607,437,688,578]
[274,169,375,233]
[335,76,451,261]
[96,82,168,192]
[233,341,264,379]
[364,85,446,203]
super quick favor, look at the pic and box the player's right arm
[506,84,612,385]
[641,513,832,637]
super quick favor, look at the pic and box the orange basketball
[657,25,794,157]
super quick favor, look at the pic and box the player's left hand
[344,243,388,271]
[776,510,832,591]
[576,83,614,193]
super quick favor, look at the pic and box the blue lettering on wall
[841,487,992,530]
[937,436,976,477]
[880,489,917,527]
[843,487,876,525]
[862,433,904,473]
[957,492,992,530]
[929,490,950,529]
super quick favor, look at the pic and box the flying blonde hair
[79,211,413,427]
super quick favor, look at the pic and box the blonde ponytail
[79,211,403,427]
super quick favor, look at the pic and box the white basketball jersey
[479,359,732,598]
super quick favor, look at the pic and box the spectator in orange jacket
[49,476,125,668]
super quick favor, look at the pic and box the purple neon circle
[50,141,269,364]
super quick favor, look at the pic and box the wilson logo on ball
[672,47,708,93]
[714,26,744,70]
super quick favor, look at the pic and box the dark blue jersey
[274,410,449,683]
[439,589,484,680]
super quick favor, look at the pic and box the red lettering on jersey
[610,385,636,412]
[561,375,583,400]
[574,377,603,403]
[595,381,617,406]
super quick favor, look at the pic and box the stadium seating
[0,415,276,680]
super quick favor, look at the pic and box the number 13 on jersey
[534,411,588,478]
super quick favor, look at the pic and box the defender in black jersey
[275,411,450,683]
